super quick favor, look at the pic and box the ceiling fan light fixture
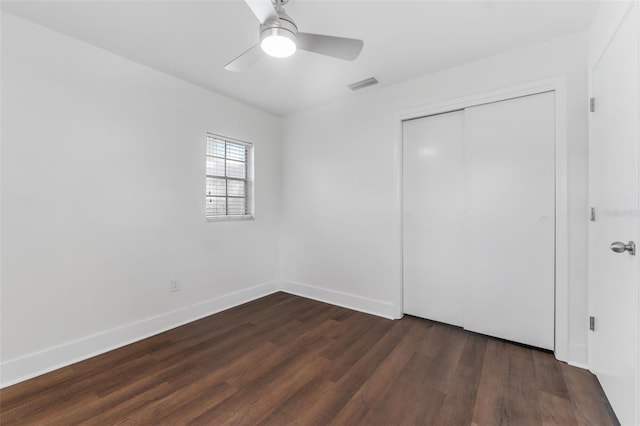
[260,27,297,58]
[225,0,364,71]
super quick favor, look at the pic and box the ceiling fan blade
[244,0,279,25]
[225,43,263,72]
[296,33,364,61]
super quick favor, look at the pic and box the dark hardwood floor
[0,292,617,425]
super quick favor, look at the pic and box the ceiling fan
[225,0,364,72]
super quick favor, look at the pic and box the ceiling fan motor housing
[259,10,298,44]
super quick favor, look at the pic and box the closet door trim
[393,76,569,362]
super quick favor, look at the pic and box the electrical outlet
[170,279,181,293]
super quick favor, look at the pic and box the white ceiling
[1,0,599,116]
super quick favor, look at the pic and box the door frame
[393,76,570,362]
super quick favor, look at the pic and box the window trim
[205,133,254,222]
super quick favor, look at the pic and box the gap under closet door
[403,110,466,326]
[463,91,555,350]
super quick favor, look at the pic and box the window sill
[206,215,255,223]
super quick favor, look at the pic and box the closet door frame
[393,76,569,362]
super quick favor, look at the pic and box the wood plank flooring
[0,292,618,425]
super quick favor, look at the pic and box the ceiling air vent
[348,77,378,91]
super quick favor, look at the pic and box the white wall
[0,13,281,386]
[280,32,590,365]
[1,10,595,387]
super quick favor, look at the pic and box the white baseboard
[1,280,398,388]
[280,280,397,320]
[567,342,588,369]
[0,281,279,389]
[568,361,589,370]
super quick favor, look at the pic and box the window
[206,134,253,221]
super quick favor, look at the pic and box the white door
[463,92,556,350]
[403,110,466,326]
[589,6,639,426]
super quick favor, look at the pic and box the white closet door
[463,92,555,350]
[403,110,465,326]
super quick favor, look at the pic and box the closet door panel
[463,92,555,350]
[403,110,465,326]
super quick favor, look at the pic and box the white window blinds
[206,134,253,219]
